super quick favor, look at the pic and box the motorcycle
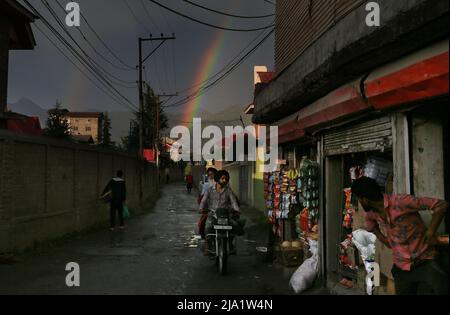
[205,208,237,275]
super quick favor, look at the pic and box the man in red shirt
[351,176,448,295]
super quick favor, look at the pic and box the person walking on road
[186,173,194,194]
[101,170,127,231]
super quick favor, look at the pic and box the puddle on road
[184,233,202,248]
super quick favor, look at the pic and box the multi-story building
[64,112,104,144]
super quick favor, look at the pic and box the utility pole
[156,93,177,167]
[138,34,175,200]
[156,95,160,167]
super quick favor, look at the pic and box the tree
[45,101,71,140]
[122,85,169,153]
[100,112,114,147]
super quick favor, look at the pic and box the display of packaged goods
[364,156,393,187]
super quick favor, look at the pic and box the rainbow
[181,22,229,123]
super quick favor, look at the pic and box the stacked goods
[295,159,320,241]
[264,158,320,242]
[342,188,355,229]
[364,156,393,187]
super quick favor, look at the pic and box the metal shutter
[323,116,393,156]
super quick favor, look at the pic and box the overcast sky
[8,0,275,118]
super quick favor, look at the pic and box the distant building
[64,112,104,144]
[0,0,37,128]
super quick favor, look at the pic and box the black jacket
[102,177,126,204]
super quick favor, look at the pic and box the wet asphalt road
[0,183,296,295]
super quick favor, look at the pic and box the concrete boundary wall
[0,130,159,253]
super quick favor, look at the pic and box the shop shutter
[239,164,249,205]
[323,116,393,156]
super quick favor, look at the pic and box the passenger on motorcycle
[198,170,240,251]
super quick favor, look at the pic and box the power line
[42,0,137,88]
[150,42,164,93]
[27,0,169,151]
[76,2,135,70]
[175,26,271,96]
[54,0,135,72]
[163,28,275,108]
[147,0,275,32]
[23,0,138,111]
[122,0,151,33]
[33,23,136,112]
[183,0,275,19]
[143,65,150,86]
[161,43,171,94]
[171,39,178,94]
[140,0,160,32]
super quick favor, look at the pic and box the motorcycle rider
[199,167,217,203]
[198,170,240,253]
[197,167,218,237]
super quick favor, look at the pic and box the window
[73,126,79,131]
[85,126,91,132]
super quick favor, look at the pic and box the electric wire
[183,0,275,19]
[23,0,138,111]
[42,0,137,88]
[147,0,275,32]
[33,23,136,112]
[163,27,275,108]
[55,0,135,72]
[122,0,152,33]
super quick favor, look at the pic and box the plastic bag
[352,229,377,295]
[123,205,130,219]
[352,229,376,261]
[289,240,319,294]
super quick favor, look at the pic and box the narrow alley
[0,183,297,295]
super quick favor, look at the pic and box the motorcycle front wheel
[217,237,228,275]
